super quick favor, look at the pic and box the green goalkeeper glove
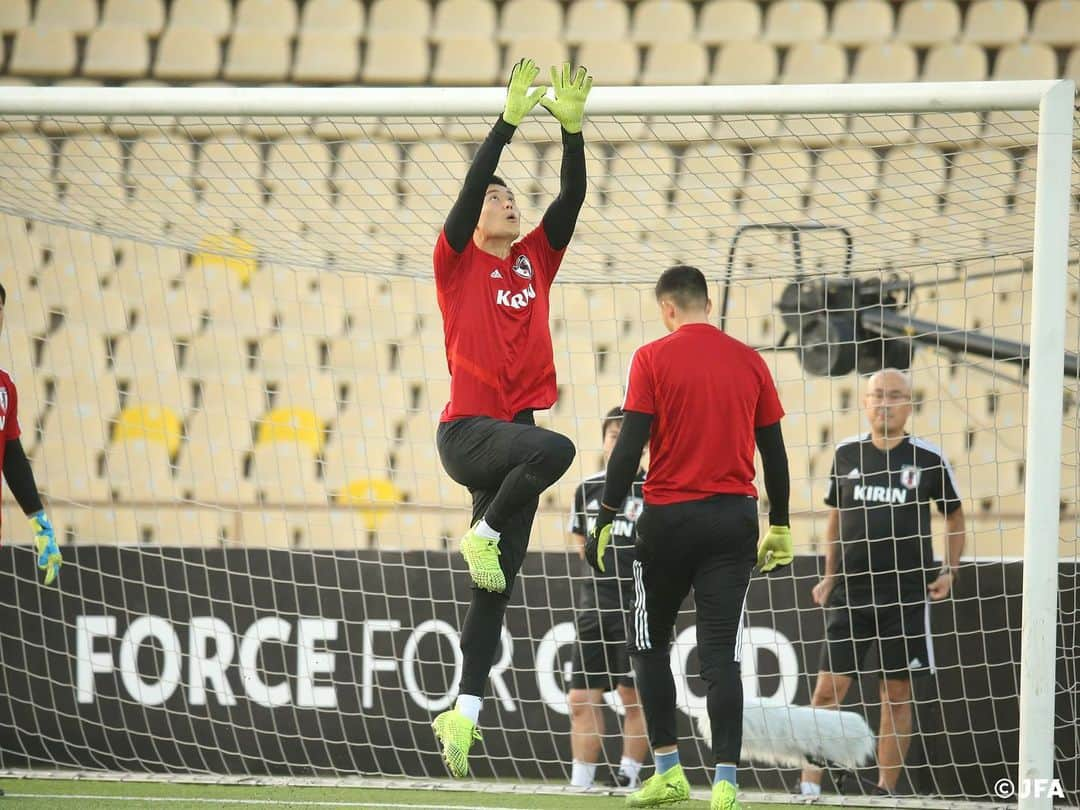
[584,522,613,574]
[30,510,61,586]
[502,57,547,127]
[539,63,594,134]
[756,525,793,573]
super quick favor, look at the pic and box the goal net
[0,83,1075,804]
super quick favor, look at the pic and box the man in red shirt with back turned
[587,266,794,810]
[431,59,592,778]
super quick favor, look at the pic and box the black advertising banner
[0,546,1075,801]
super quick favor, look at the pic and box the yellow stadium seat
[169,0,232,37]
[10,28,77,78]
[632,0,695,43]
[1031,0,1080,46]
[432,38,500,86]
[368,0,431,35]
[641,43,709,85]
[102,0,165,34]
[763,0,828,44]
[255,407,324,453]
[115,404,183,458]
[830,0,893,45]
[780,42,846,84]
[301,0,364,34]
[895,0,961,45]
[0,1,29,33]
[698,0,761,43]
[223,31,292,82]
[190,233,259,288]
[83,27,150,79]
[565,0,630,43]
[293,32,360,83]
[154,27,223,80]
[711,41,779,84]
[962,0,1027,46]
[234,0,298,34]
[362,34,430,84]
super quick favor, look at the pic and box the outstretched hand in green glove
[502,58,547,127]
[539,63,594,134]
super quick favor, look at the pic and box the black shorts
[570,590,636,692]
[821,600,934,680]
[629,494,758,663]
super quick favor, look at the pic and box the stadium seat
[698,0,761,43]
[763,0,828,44]
[498,0,563,44]
[256,330,323,378]
[1031,0,1080,46]
[0,1,29,33]
[895,0,961,45]
[881,144,947,193]
[780,42,847,84]
[0,134,54,198]
[195,137,264,213]
[112,329,180,379]
[255,406,325,454]
[432,38,500,85]
[368,0,431,35]
[223,31,292,82]
[101,0,165,34]
[993,42,1057,79]
[301,0,364,34]
[848,44,918,145]
[233,0,298,34]
[322,427,393,490]
[711,41,779,84]
[432,0,496,40]
[34,0,97,33]
[1068,48,1080,83]
[83,27,151,79]
[114,404,183,459]
[292,32,360,83]
[673,144,742,238]
[10,28,77,78]
[37,430,111,501]
[154,27,223,80]
[747,145,813,192]
[641,42,709,85]
[575,41,639,87]
[949,147,1017,197]
[500,37,569,78]
[176,420,258,501]
[564,0,630,43]
[249,442,328,504]
[168,0,232,38]
[362,34,430,84]
[829,0,893,45]
[631,0,695,43]
[813,146,880,196]
[962,0,1027,46]
[923,43,989,80]
[264,138,332,212]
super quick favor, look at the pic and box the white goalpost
[0,81,1074,809]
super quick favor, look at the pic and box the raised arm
[538,65,592,251]
[443,58,546,253]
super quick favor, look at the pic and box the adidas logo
[586,499,600,510]
[846,468,860,479]
[910,657,924,669]
[490,269,502,279]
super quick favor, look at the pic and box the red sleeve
[434,228,467,290]
[516,225,566,290]
[753,354,785,428]
[5,378,19,441]
[622,347,656,415]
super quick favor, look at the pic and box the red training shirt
[0,369,21,534]
[623,323,784,505]
[434,225,566,422]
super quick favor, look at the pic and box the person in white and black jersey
[800,368,967,798]
[566,407,649,790]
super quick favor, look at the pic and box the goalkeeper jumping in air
[0,283,61,587]
[431,59,591,777]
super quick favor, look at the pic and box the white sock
[475,519,500,540]
[800,781,822,796]
[455,694,482,725]
[571,760,597,787]
[620,756,643,787]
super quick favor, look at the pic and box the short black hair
[488,175,509,190]
[602,406,623,438]
[0,282,6,306]
[655,264,708,311]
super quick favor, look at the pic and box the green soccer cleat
[712,780,740,810]
[460,525,505,593]
[432,709,481,778]
[626,764,691,807]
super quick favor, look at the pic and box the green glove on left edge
[757,525,793,573]
[502,57,547,127]
[539,63,594,134]
[584,522,613,574]
[31,510,61,586]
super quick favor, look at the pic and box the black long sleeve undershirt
[755,420,790,526]
[599,410,653,527]
[443,116,518,253]
[4,438,43,516]
[540,128,586,251]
